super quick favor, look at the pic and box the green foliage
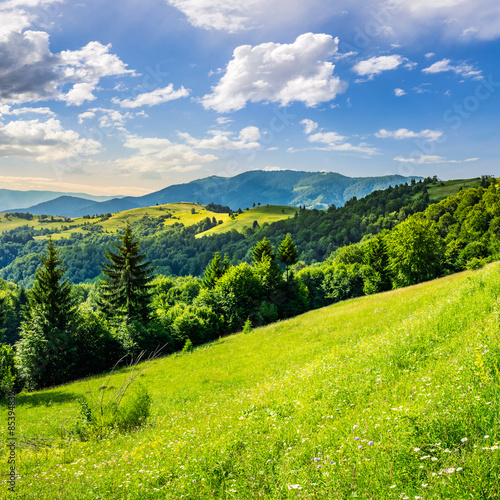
[322,262,366,303]
[466,257,488,271]
[202,252,229,289]
[252,237,276,265]
[100,222,155,323]
[0,344,23,398]
[277,233,299,281]
[386,215,445,287]
[182,338,193,353]
[242,318,252,334]
[16,238,78,389]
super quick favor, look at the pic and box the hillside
[3,263,499,499]
[0,203,295,239]
[17,170,421,217]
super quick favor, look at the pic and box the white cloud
[0,105,55,117]
[165,0,333,33]
[201,33,347,113]
[422,58,482,79]
[394,154,479,164]
[376,128,443,141]
[178,126,261,150]
[352,55,404,78]
[118,134,218,173]
[389,0,500,41]
[425,52,435,58]
[393,88,406,96]
[300,119,318,134]
[77,108,138,129]
[0,2,135,106]
[299,123,379,156]
[112,84,190,109]
[0,118,101,162]
[64,83,97,106]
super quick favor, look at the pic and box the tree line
[0,178,498,394]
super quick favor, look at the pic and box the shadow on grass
[3,390,81,408]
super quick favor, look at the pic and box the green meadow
[0,203,296,241]
[2,263,500,499]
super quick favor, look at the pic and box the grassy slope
[426,178,482,202]
[0,203,296,240]
[196,205,297,238]
[2,264,500,499]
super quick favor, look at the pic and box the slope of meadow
[2,264,500,499]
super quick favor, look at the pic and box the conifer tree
[252,237,276,265]
[17,237,77,389]
[202,252,229,289]
[277,233,299,281]
[100,222,155,322]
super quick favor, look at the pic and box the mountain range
[8,170,421,217]
[0,189,118,212]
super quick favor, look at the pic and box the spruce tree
[277,233,299,281]
[100,222,155,322]
[17,237,77,389]
[202,252,229,289]
[252,237,276,265]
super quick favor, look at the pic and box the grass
[197,205,297,238]
[2,264,500,498]
[424,178,482,202]
[0,204,297,241]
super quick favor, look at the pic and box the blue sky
[0,0,499,196]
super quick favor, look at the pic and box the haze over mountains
[0,189,117,212]
[9,171,421,218]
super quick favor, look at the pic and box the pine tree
[100,222,155,322]
[202,252,229,289]
[277,233,299,281]
[29,237,76,329]
[17,237,77,389]
[252,237,276,265]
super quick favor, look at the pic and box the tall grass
[2,264,500,499]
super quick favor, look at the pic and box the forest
[0,176,498,394]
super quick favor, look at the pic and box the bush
[0,344,23,398]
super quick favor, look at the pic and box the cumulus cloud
[201,33,347,113]
[112,84,190,108]
[0,105,55,117]
[352,55,405,78]
[376,128,443,141]
[300,119,318,134]
[393,88,406,96]
[178,126,261,150]
[0,3,135,106]
[0,118,101,162]
[422,58,482,79]
[394,154,479,164]
[117,134,218,173]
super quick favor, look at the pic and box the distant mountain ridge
[0,189,118,212]
[14,170,421,217]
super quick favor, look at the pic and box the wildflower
[390,485,396,489]
[485,435,490,439]
[353,425,358,429]
[358,445,363,449]
[431,457,438,461]
[422,484,428,487]
[461,438,468,443]
[354,437,360,441]
[287,484,303,490]
[414,447,420,452]
[447,468,455,473]
[313,458,321,462]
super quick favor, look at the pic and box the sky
[0,0,499,196]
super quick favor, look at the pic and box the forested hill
[17,170,420,217]
[0,176,486,286]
